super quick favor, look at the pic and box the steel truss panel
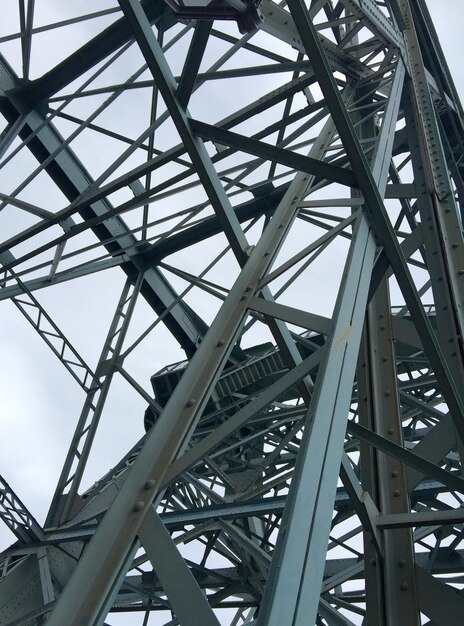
[1,1,464,625]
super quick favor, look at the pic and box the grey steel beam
[3,267,99,393]
[400,4,464,371]
[46,275,144,527]
[43,61,334,626]
[176,21,212,110]
[260,0,377,80]
[258,213,377,626]
[0,58,209,356]
[339,0,405,50]
[0,476,43,544]
[285,0,464,442]
[1,2,463,625]
[404,411,455,491]
[0,186,284,301]
[139,510,221,626]
[62,108,345,529]
[117,0,249,264]
[32,478,456,546]
[10,1,172,103]
[257,12,405,621]
[189,119,358,188]
[348,421,464,493]
[360,280,420,625]
[377,509,464,529]
[416,564,464,625]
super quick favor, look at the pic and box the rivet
[391,470,399,478]
[217,340,225,347]
[387,427,394,434]
[133,501,145,512]
[144,479,156,490]
[186,399,196,407]
[371,558,377,566]
[393,489,401,497]
[398,559,406,568]
[400,582,409,591]
[385,391,392,397]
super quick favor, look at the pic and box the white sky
[0,2,462,625]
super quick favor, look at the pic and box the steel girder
[1,1,464,625]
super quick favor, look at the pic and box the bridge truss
[1,0,464,624]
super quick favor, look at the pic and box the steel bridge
[1,1,464,624]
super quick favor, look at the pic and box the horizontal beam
[190,118,358,188]
[377,509,464,529]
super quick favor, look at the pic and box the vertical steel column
[286,0,464,437]
[400,0,464,406]
[258,10,406,619]
[362,282,420,625]
[357,331,386,626]
[258,213,377,626]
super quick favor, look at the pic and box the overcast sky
[0,3,463,626]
